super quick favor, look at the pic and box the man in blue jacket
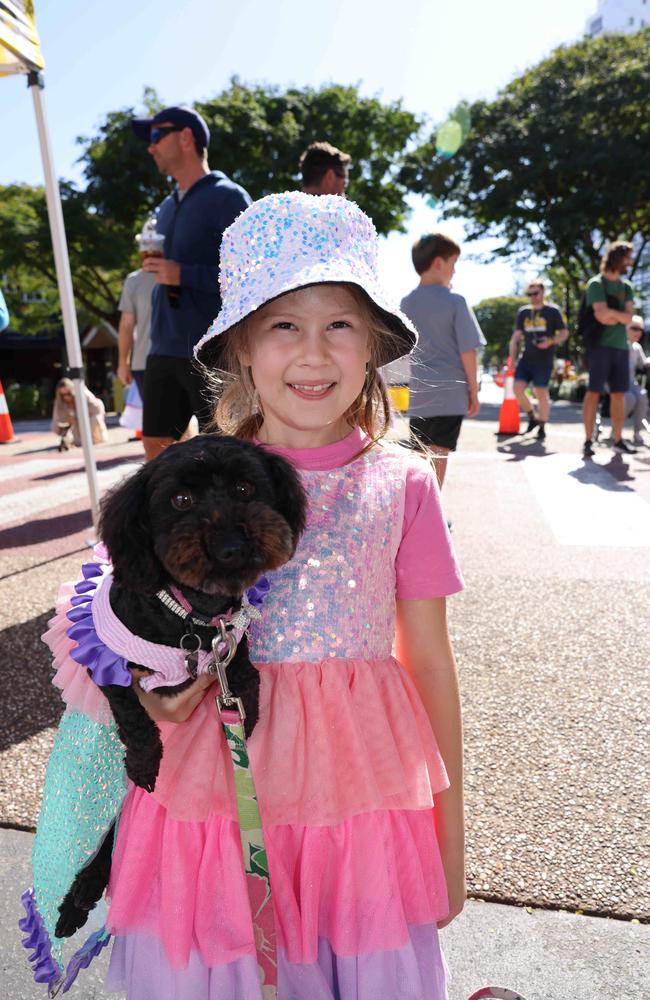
[132,105,251,460]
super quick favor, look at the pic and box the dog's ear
[261,451,308,547]
[99,465,164,592]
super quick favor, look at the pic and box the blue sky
[1,0,597,305]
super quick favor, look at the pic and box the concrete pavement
[1,392,649,997]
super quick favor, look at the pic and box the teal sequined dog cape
[20,563,128,995]
[20,711,126,995]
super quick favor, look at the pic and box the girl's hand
[437,843,467,928]
[130,669,218,723]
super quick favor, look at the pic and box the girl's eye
[171,493,194,511]
[329,320,351,329]
[234,481,255,499]
[272,321,296,331]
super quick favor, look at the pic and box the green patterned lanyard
[212,637,278,999]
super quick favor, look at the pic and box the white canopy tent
[1,1,101,528]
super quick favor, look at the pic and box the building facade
[586,0,649,36]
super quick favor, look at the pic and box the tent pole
[27,71,101,532]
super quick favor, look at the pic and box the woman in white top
[51,378,109,448]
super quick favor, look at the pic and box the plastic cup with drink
[136,216,181,307]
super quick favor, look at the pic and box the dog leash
[157,583,278,993]
[212,635,278,999]
[155,584,265,681]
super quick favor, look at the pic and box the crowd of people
[38,102,645,465]
[111,106,646,467]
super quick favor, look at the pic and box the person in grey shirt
[401,232,485,487]
[117,265,157,399]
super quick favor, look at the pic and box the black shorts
[410,415,464,451]
[143,355,213,438]
[586,346,630,395]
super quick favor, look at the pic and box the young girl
[31,192,465,1000]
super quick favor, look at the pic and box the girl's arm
[395,596,466,929]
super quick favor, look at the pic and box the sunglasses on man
[527,289,543,297]
[149,125,185,145]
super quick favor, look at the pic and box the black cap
[131,106,210,149]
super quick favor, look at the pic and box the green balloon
[436,119,463,157]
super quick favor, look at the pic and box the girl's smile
[287,380,336,400]
[240,285,371,449]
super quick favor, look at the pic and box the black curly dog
[55,434,307,939]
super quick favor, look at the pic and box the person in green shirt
[582,241,636,457]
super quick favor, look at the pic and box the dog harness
[64,561,266,693]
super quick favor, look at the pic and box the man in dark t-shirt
[509,279,568,441]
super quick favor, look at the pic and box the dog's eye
[234,481,255,499]
[171,492,194,511]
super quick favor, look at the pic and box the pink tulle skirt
[48,630,451,999]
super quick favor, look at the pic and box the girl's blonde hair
[206,284,403,450]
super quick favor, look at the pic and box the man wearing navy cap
[131,105,251,460]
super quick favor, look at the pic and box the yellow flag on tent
[0,0,44,76]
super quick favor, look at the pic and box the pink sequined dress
[104,427,463,999]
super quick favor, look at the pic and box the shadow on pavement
[2,610,63,752]
[0,509,92,551]
[9,444,60,457]
[33,454,143,484]
[569,454,635,491]
[496,438,555,462]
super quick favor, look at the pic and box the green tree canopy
[0,183,127,333]
[402,28,650,297]
[78,80,423,237]
[474,295,527,364]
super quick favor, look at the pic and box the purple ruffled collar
[66,563,132,687]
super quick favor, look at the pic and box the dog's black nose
[216,541,247,564]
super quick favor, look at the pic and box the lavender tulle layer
[106,924,449,1000]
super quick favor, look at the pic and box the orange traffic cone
[0,379,14,443]
[498,357,520,434]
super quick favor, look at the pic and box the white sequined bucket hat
[194,191,418,369]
